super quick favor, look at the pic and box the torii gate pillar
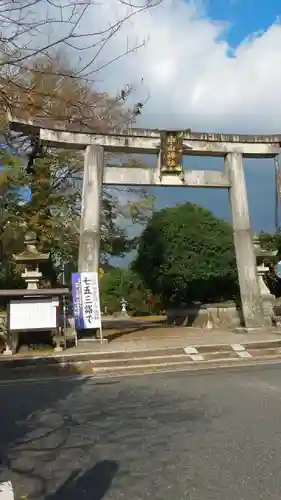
[78,145,104,273]
[226,152,265,329]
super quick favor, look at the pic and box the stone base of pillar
[234,327,265,334]
[54,346,63,353]
[261,294,275,326]
[3,332,19,355]
[234,326,279,334]
[2,346,13,356]
[95,328,101,339]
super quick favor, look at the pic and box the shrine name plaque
[160,130,184,173]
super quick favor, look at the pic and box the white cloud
[85,0,281,133]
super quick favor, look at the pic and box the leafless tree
[0,0,162,127]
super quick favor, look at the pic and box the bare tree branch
[0,0,161,130]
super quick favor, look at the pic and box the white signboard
[9,297,58,331]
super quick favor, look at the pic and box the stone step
[2,351,281,381]
[0,355,241,380]
[0,345,244,370]
[4,338,281,367]
[0,349,236,378]
[1,342,281,381]
[0,346,184,367]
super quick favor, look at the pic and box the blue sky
[205,0,280,48]
[108,0,281,265]
[152,156,276,234]
[145,0,281,234]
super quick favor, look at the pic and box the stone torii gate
[9,117,281,330]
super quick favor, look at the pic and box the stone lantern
[120,298,128,317]
[253,235,277,326]
[13,232,49,289]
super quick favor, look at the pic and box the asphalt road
[1,365,281,499]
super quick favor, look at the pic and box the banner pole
[275,156,280,233]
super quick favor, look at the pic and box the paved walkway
[73,325,281,354]
[18,325,279,359]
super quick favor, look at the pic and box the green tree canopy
[0,54,154,289]
[133,203,239,305]
[0,148,154,286]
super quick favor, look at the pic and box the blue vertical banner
[71,272,101,330]
[71,272,84,330]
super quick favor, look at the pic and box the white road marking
[0,482,14,499]
[184,346,198,354]
[231,344,252,358]
[184,346,204,361]
[236,351,252,358]
[190,353,205,361]
[231,344,246,352]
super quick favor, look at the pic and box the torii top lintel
[9,116,281,158]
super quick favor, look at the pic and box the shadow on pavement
[44,460,118,500]
[104,322,169,342]
[0,366,86,493]
[0,373,209,499]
